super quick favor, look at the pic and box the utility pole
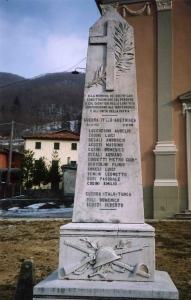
[6,120,14,186]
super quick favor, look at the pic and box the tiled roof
[22,130,80,141]
[0,148,23,155]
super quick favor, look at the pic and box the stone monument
[33,7,178,299]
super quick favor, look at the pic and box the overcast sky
[0,0,100,78]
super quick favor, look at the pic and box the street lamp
[71,68,86,74]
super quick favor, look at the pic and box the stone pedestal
[33,270,178,300]
[58,223,155,282]
[33,222,178,299]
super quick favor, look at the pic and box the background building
[95,0,191,218]
[23,129,80,166]
[22,129,80,190]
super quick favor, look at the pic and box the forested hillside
[0,73,25,86]
[0,72,85,137]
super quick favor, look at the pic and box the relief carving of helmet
[93,246,121,269]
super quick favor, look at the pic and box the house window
[71,161,76,165]
[54,142,60,150]
[35,142,41,149]
[35,160,40,167]
[71,143,77,150]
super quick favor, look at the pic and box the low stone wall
[0,198,63,210]
[0,183,13,199]
[0,189,74,209]
[25,189,63,199]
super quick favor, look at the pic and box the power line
[0,122,12,126]
[14,121,29,127]
[0,57,87,89]
[65,57,87,72]
[0,79,29,89]
[0,121,28,127]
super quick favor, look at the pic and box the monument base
[58,223,155,282]
[33,223,178,299]
[33,269,178,299]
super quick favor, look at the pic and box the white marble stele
[72,7,144,224]
[33,7,179,300]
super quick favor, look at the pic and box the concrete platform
[33,270,178,299]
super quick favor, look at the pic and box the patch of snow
[24,203,46,210]
[8,207,20,211]
[0,202,73,218]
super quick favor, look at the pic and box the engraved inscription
[84,93,139,210]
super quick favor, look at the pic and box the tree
[12,96,21,114]
[47,151,62,189]
[33,157,49,187]
[13,96,21,108]
[62,112,71,130]
[75,112,82,133]
[20,150,35,189]
[20,150,62,190]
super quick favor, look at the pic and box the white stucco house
[22,129,80,189]
[22,129,80,167]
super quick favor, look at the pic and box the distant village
[0,72,84,200]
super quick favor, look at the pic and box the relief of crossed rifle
[60,240,150,278]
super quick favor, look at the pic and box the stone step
[174,213,191,219]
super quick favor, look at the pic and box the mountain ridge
[0,71,85,137]
[0,72,26,87]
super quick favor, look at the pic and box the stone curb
[0,218,191,222]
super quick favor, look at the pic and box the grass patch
[155,235,186,248]
[0,220,190,300]
[0,283,16,291]
[0,284,16,300]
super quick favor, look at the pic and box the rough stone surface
[33,270,178,299]
[15,259,35,300]
[72,7,144,224]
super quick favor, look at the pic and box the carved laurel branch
[86,22,134,88]
[80,237,101,250]
[86,65,106,88]
[114,23,134,77]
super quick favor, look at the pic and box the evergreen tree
[75,112,82,133]
[47,151,62,189]
[62,112,71,130]
[20,150,35,189]
[33,157,49,187]
[13,96,21,107]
